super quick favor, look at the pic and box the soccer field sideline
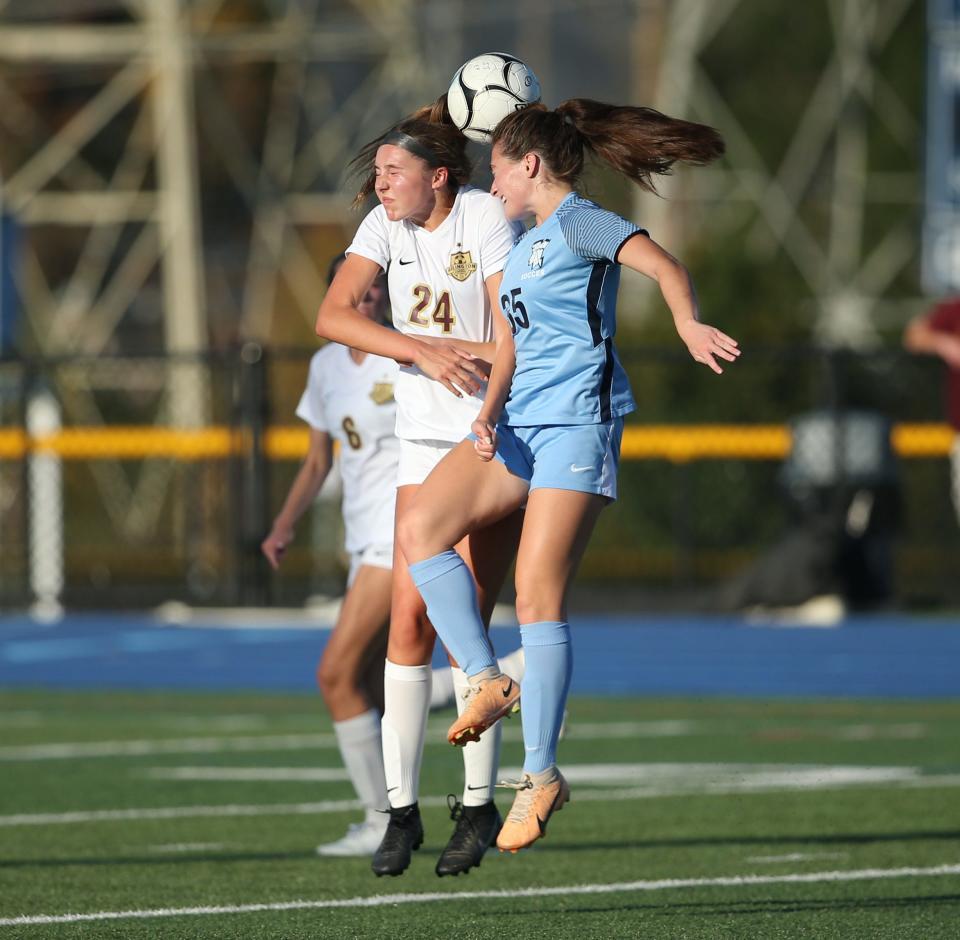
[4,611,960,697]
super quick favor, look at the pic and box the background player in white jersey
[398,100,740,853]
[262,255,398,856]
[315,99,524,877]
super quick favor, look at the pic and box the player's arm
[617,233,740,375]
[416,335,496,377]
[473,272,516,461]
[903,312,960,369]
[261,428,333,570]
[316,253,484,396]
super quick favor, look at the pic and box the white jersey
[296,344,400,554]
[347,185,519,442]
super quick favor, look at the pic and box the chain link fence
[1,346,957,611]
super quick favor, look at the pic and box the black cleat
[371,803,423,877]
[435,796,502,877]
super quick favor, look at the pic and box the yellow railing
[0,423,954,462]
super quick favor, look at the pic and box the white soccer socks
[381,660,431,808]
[451,666,503,806]
[332,709,389,824]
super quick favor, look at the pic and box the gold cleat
[446,673,521,746]
[495,766,570,853]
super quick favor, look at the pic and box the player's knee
[514,583,562,625]
[395,506,431,563]
[387,608,434,662]
[316,655,349,703]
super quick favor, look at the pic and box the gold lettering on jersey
[447,250,477,282]
[369,382,395,405]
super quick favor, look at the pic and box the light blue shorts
[489,418,625,501]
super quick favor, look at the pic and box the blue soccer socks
[518,620,572,774]
[408,550,496,678]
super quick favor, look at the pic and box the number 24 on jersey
[408,285,456,333]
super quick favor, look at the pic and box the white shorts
[347,542,394,587]
[396,438,458,487]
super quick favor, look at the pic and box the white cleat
[315,819,388,857]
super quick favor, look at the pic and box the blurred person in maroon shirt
[903,297,960,523]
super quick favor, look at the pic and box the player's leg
[315,559,392,856]
[496,420,623,851]
[432,504,525,876]
[496,486,606,852]
[373,484,434,877]
[399,438,528,745]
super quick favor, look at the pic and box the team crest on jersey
[447,250,477,281]
[369,382,395,405]
[528,239,550,269]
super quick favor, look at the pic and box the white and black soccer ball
[447,52,541,143]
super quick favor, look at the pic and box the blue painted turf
[1,611,958,698]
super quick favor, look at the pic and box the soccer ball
[447,53,541,143]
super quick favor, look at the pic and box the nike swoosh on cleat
[536,814,547,836]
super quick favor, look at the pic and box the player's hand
[677,320,740,374]
[413,342,485,397]
[261,524,294,570]
[472,418,498,461]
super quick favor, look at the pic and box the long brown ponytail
[491,99,724,193]
[348,94,473,207]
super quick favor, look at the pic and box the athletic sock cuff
[384,660,431,682]
[520,620,571,647]
[333,709,381,743]
[408,549,465,587]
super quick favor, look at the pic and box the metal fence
[1,346,957,612]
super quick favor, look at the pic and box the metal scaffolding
[645,0,922,346]
[0,0,438,552]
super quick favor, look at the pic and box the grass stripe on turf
[2,864,959,927]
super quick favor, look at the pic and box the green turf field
[1,690,958,939]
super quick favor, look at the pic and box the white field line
[142,767,349,782]
[836,723,927,740]
[0,798,368,827]
[564,720,697,739]
[152,600,519,630]
[0,720,697,762]
[143,762,921,788]
[2,864,959,927]
[1,718,934,763]
[0,733,339,761]
[5,767,960,828]
[746,852,848,864]
[498,763,923,789]
[147,843,228,853]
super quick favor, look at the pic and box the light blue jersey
[499,193,643,426]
